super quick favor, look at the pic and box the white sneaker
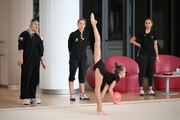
[70,94,76,101]
[30,98,41,104]
[139,90,144,96]
[147,90,156,96]
[80,93,90,100]
[21,99,30,105]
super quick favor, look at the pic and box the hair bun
[114,62,118,66]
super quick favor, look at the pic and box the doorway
[0,40,4,84]
[81,0,124,66]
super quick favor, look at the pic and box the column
[39,0,80,94]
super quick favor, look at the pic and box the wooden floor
[1,81,180,109]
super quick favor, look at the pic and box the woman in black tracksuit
[130,18,159,96]
[68,18,90,101]
[18,18,46,105]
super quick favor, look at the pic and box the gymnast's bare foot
[97,111,106,115]
[90,13,97,25]
[96,107,106,115]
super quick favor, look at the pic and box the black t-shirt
[103,72,120,85]
[135,30,158,56]
[32,33,41,54]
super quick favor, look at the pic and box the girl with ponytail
[90,13,126,115]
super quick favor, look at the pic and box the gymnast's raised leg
[90,13,105,115]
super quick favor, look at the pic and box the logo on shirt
[151,36,154,39]
[19,37,24,41]
[40,36,44,41]
[75,38,78,42]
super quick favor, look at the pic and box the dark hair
[77,18,87,24]
[145,18,153,23]
[114,62,125,74]
[31,18,39,23]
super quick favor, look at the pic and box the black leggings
[68,58,87,83]
[137,55,156,87]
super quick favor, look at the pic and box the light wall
[0,0,80,94]
[0,0,33,87]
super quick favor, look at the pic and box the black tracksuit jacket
[68,29,89,60]
[18,31,44,62]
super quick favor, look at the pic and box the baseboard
[8,85,20,89]
[0,84,20,89]
[0,84,8,88]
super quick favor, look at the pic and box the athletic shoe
[30,98,41,104]
[147,90,156,96]
[21,99,30,105]
[139,90,144,96]
[80,93,90,100]
[70,94,76,101]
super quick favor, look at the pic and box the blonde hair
[27,18,39,37]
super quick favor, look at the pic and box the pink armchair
[154,54,180,91]
[105,56,139,93]
[86,56,140,93]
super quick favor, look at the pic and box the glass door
[108,0,123,56]
[152,0,170,54]
[82,0,124,66]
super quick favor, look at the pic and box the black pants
[68,58,87,83]
[137,55,156,87]
[20,54,40,99]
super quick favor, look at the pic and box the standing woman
[18,18,46,105]
[68,18,90,101]
[90,13,126,115]
[130,18,159,96]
